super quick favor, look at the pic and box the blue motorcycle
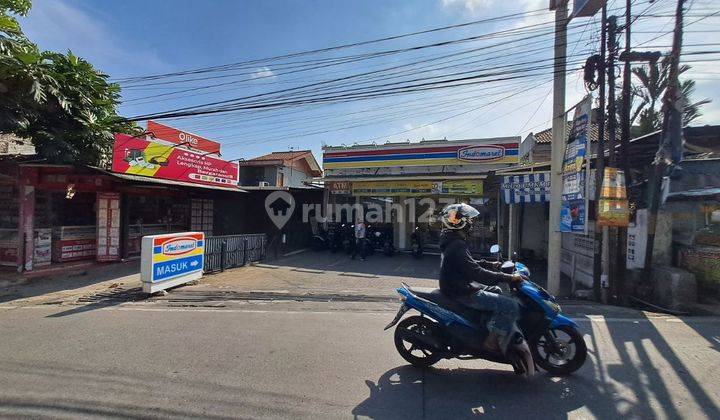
[385,245,587,375]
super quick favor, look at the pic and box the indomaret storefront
[322,138,521,253]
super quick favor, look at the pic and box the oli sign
[141,232,205,293]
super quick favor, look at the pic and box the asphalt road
[1,301,718,419]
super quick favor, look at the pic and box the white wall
[278,166,312,188]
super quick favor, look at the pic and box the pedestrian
[351,216,367,261]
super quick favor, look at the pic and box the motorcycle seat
[408,287,488,326]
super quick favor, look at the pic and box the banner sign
[323,139,519,169]
[112,134,239,188]
[147,120,221,154]
[327,181,352,195]
[96,192,121,262]
[501,172,551,204]
[352,179,482,197]
[560,95,592,233]
[141,232,205,293]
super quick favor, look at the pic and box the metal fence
[204,234,267,273]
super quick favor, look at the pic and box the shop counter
[52,225,96,262]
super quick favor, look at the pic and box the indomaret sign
[323,139,519,170]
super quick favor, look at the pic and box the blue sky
[19,0,720,162]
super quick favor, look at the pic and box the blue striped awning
[501,173,551,204]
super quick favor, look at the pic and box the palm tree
[628,56,710,136]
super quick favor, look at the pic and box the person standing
[351,217,367,261]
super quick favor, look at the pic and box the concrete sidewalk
[0,250,674,320]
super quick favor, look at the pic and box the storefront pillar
[392,196,408,250]
[17,167,37,272]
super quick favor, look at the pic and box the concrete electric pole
[547,0,568,295]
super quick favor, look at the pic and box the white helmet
[440,203,480,230]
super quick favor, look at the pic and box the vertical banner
[560,95,592,233]
[96,192,121,262]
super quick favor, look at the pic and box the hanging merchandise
[597,167,630,227]
[597,198,630,227]
[600,167,627,199]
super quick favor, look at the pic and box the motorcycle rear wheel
[394,316,443,368]
[530,325,587,375]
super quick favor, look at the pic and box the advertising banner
[327,181,352,195]
[352,179,482,197]
[323,139,519,169]
[501,172,551,204]
[96,192,121,262]
[560,95,592,233]
[147,120,221,154]
[112,134,239,188]
[141,232,205,293]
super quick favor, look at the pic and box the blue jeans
[459,290,520,336]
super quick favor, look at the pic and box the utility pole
[606,15,620,303]
[547,0,568,295]
[642,0,686,289]
[616,0,633,305]
[593,4,608,302]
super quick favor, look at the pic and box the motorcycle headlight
[544,300,561,313]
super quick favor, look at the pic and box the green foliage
[0,0,139,166]
[629,56,711,137]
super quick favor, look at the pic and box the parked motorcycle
[385,245,587,376]
[367,224,394,257]
[311,226,329,251]
[340,223,355,254]
[326,223,342,253]
[410,226,424,259]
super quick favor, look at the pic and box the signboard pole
[547,1,568,295]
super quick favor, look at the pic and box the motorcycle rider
[438,203,535,376]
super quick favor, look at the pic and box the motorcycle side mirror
[490,244,500,254]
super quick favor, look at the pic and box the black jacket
[439,230,514,297]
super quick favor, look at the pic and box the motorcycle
[367,224,394,257]
[410,226,424,259]
[339,223,355,254]
[385,244,587,376]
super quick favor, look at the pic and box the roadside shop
[0,123,243,274]
[321,138,521,252]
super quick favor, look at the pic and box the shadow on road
[0,261,140,304]
[354,311,720,419]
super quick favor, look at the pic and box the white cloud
[251,67,276,80]
[441,0,495,14]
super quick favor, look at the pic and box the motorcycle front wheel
[394,316,443,368]
[530,325,587,375]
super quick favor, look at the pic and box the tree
[628,55,710,137]
[0,0,138,166]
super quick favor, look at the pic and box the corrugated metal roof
[533,122,617,144]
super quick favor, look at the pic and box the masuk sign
[141,232,205,293]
